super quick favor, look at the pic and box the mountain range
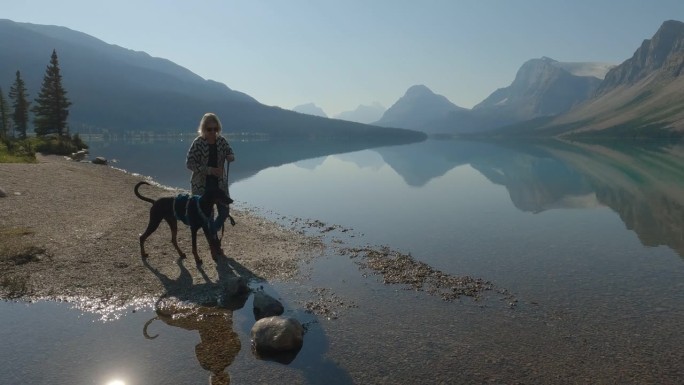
[292,102,387,124]
[333,102,386,124]
[373,58,612,134]
[537,20,684,137]
[0,19,424,143]
[374,20,684,138]
[374,85,468,130]
[4,18,683,140]
[292,103,328,118]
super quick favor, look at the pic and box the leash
[216,160,236,240]
[216,205,236,242]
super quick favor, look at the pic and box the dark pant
[212,203,229,237]
[205,179,229,240]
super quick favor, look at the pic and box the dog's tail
[134,181,155,204]
[143,316,160,339]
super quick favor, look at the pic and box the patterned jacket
[186,135,233,195]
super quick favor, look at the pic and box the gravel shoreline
[0,154,324,313]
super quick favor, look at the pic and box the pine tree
[0,87,11,139]
[8,70,30,139]
[33,49,72,136]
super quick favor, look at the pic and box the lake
[1,137,683,384]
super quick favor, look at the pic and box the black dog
[135,181,233,265]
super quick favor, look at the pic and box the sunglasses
[205,126,219,132]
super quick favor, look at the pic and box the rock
[70,149,88,161]
[223,276,250,297]
[251,316,304,354]
[253,290,284,320]
[0,187,6,198]
[218,277,250,310]
[92,157,108,165]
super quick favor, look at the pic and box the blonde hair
[197,112,223,138]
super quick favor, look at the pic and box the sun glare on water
[106,380,126,385]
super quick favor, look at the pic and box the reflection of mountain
[376,138,684,257]
[293,157,326,170]
[90,135,684,257]
[540,141,684,257]
[334,151,385,170]
[373,139,594,210]
[469,150,597,213]
[233,137,425,183]
[373,139,485,186]
[86,135,424,189]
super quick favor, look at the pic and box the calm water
[2,137,683,384]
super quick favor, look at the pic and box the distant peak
[660,19,684,29]
[523,57,557,66]
[292,102,327,117]
[652,19,684,41]
[405,84,434,96]
[295,102,318,108]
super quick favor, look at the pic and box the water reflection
[88,133,684,260]
[4,134,681,383]
[374,139,684,257]
[85,135,424,189]
[141,255,252,384]
[89,135,684,259]
[144,303,241,385]
[541,140,684,258]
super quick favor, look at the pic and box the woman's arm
[186,138,207,173]
[223,138,235,163]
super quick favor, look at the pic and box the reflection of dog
[135,181,232,265]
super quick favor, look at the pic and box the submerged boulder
[251,316,304,354]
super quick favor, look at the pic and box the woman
[186,112,235,254]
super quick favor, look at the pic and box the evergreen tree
[9,70,30,139]
[0,87,11,139]
[33,49,72,136]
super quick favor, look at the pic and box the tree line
[0,49,72,140]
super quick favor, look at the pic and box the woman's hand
[226,154,235,163]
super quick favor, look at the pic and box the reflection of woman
[186,113,235,255]
[195,312,241,385]
[144,305,241,385]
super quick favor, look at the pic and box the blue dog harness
[173,194,211,227]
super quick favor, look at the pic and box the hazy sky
[5,1,684,116]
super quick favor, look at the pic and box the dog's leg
[191,226,202,265]
[140,210,164,258]
[165,217,186,259]
[203,223,222,261]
